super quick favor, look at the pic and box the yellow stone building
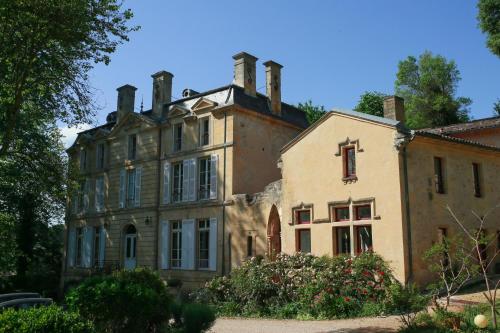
[63,53,500,289]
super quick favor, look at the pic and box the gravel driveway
[209,316,401,333]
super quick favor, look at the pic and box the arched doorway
[124,224,137,270]
[267,205,281,260]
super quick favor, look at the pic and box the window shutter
[209,218,218,271]
[67,227,76,267]
[83,226,94,268]
[160,220,170,269]
[98,226,106,268]
[83,179,90,212]
[210,154,218,199]
[163,162,171,204]
[188,159,197,201]
[119,169,125,208]
[134,167,142,207]
[182,160,190,202]
[181,219,195,270]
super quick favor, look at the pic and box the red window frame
[343,146,356,178]
[296,209,311,224]
[334,207,350,222]
[355,226,373,254]
[295,229,311,253]
[335,227,351,255]
[354,205,371,220]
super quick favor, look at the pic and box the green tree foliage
[0,213,18,290]
[0,305,95,333]
[395,51,471,129]
[478,0,500,57]
[66,269,173,333]
[354,91,387,117]
[0,0,138,156]
[297,100,327,125]
[494,99,500,116]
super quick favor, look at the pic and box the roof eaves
[414,131,500,153]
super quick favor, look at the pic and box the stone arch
[267,204,281,260]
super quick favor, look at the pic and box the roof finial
[140,95,144,112]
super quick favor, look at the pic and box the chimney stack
[263,60,283,116]
[383,96,405,124]
[151,71,174,119]
[232,52,258,97]
[116,84,137,123]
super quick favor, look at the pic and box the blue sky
[62,0,500,145]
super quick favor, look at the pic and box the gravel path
[209,316,401,333]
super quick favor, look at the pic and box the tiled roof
[422,116,500,135]
[414,130,500,152]
[331,109,403,128]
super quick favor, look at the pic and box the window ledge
[342,176,358,184]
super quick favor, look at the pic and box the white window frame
[172,162,183,203]
[198,116,210,147]
[173,122,183,152]
[171,221,182,269]
[198,157,211,200]
[126,169,136,207]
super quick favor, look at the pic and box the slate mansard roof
[70,84,308,149]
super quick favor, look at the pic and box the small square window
[296,210,311,224]
[354,205,371,220]
[334,207,350,221]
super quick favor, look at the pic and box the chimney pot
[383,96,405,124]
[151,70,174,119]
[232,52,258,97]
[263,60,283,116]
[116,84,137,123]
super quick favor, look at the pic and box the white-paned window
[199,157,211,200]
[95,176,104,212]
[126,169,136,207]
[171,221,182,268]
[172,162,183,203]
[198,219,210,269]
[199,117,210,146]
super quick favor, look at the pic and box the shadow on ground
[324,327,398,333]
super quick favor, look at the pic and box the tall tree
[297,100,327,125]
[0,0,138,156]
[477,0,500,58]
[354,91,387,117]
[395,51,471,129]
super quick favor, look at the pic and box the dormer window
[199,117,210,146]
[128,134,137,160]
[173,123,183,152]
[343,146,356,178]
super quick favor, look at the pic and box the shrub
[384,282,430,328]
[181,303,216,333]
[65,268,171,333]
[193,252,394,319]
[0,305,94,333]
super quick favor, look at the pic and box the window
[128,134,137,160]
[77,181,85,212]
[172,163,183,202]
[296,210,311,224]
[199,157,211,200]
[198,220,210,269]
[296,229,311,253]
[354,205,371,220]
[336,227,350,254]
[95,176,104,212]
[356,226,373,254]
[96,143,105,169]
[173,123,183,152]
[80,149,87,171]
[199,117,210,146]
[247,236,253,257]
[126,169,136,207]
[171,221,182,268]
[434,157,444,193]
[93,227,100,267]
[334,207,350,221]
[76,228,83,267]
[472,163,481,197]
[343,147,356,178]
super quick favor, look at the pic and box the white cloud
[59,124,92,149]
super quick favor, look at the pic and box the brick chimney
[383,96,405,124]
[232,52,258,97]
[151,70,173,119]
[116,84,137,123]
[263,60,283,116]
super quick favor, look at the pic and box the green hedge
[0,305,94,333]
[192,252,395,319]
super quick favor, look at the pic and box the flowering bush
[193,252,395,319]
